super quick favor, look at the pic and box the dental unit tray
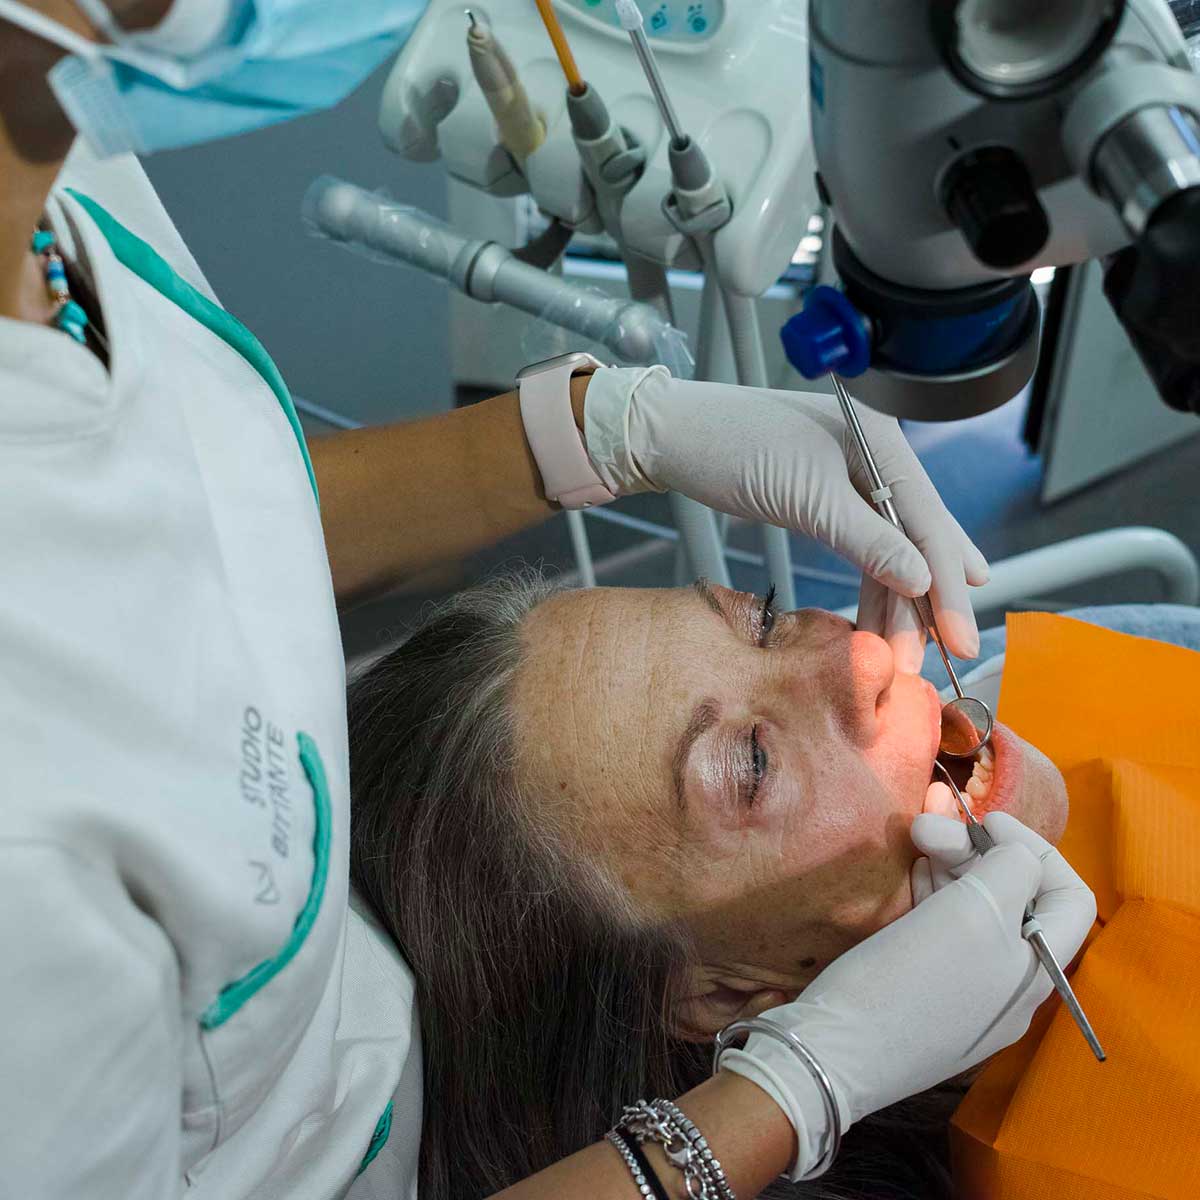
[378,0,814,298]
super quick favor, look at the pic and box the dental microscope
[783,0,1200,419]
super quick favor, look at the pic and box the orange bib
[951,613,1200,1199]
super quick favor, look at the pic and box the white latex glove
[584,366,988,667]
[910,783,982,901]
[720,812,1096,1182]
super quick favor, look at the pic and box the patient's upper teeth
[979,745,994,769]
[970,757,991,782]
[966,775,989,801]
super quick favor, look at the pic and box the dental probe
[466,11,545,160]
[831,373,993,758]
[931,762,1107,1063]
[533,0,586,96]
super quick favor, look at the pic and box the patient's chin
[1015,739,1069,844]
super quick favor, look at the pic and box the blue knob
[780,286,872,379]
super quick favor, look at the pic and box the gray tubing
[623,250,675,323]
[566,509,597,588]
[669,491,732,586]
[723,289,771,391]
[620,244,730,587]
[304,176,679,366]
[722,279,797,610]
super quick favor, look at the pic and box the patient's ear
[671,972,798,1043]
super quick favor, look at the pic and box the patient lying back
[347,574,1067,1200]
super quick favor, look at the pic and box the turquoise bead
[33,230,90,345]
[55,300,90,343]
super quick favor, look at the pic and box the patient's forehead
[511,587,705,867]
[514,586,682,751]
[515,587,721,728]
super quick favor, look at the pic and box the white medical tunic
[0,144,421,1200]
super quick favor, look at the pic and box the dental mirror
[939,695,994,758]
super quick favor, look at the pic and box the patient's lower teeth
[966,775,988,801]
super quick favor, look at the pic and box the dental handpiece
[931,762,1107,1063]
[466,11,545,160]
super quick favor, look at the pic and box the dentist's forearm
[311,377,591,610]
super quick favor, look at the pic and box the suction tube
[304,176,691,375]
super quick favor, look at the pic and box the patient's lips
[923,724,1067,843]
[972,723,1022,817]
[926,722,1022,820]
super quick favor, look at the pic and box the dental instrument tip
[466,8,477,27]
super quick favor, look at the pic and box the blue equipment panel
[562,0,724,41]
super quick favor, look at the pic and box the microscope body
[786,0,1200,419]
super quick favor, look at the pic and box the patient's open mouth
[931,723,1019,819]
[937,743,992,800]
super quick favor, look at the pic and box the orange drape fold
[951,613,1200,1199]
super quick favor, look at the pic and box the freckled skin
[513,586,1067,1038]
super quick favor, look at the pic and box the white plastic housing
[378,0,813,297]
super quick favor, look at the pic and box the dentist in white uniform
[0,3,1096,1199]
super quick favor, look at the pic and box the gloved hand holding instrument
[584,366,989,664]
[919,767,1106,1061]
[714,811,1097,1180]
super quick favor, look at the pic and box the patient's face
[513,584,1067,1030]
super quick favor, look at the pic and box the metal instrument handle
[830,374,966,699]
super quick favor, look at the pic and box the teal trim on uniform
[356,1102,394,1177]
[200,733,332,1030]
[64,189,319,508]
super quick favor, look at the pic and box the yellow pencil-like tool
[533,0,586,95]
[466,11,546,159]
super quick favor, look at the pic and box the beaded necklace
[31,228,90,345]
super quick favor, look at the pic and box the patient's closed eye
[747,724,769,804]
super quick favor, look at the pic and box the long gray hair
[348,572,959,1200]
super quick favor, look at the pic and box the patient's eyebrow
[673,699,721,812]
[693,578,725,619]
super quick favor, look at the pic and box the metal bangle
[712,1017,843,1179]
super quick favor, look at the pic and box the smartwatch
[517,351,616,510]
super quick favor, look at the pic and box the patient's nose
[777,614,895,744]
[849,633,897,734]
[835,630,897,744]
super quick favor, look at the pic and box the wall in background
[143,61,453,427]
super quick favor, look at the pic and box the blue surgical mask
[0,0,429,157]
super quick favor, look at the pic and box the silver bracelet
[606,1130,658,1198]
[653,1099,736,1200]
[712,1017,843,1179]
[616,1099,732,1200]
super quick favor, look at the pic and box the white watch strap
[519,363,616,509]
